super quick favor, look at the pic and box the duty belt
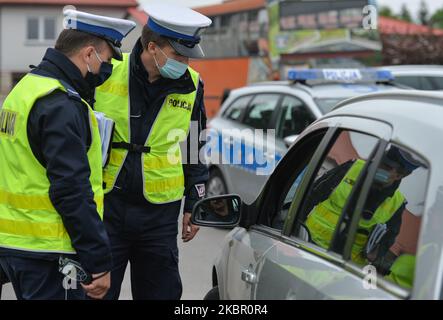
[112,142,151,153]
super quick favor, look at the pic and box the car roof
[229,81,398,100]
[300,83,397,99]
[333,89,443,110]
[328,90,443,162]
[380,65,443,76]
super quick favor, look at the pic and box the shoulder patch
[65,88,81,100]
[195,183,206,198]
[58,80,82,102]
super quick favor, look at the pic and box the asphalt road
[1,215,230,300]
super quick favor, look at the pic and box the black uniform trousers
[0,256,85,300]
[103,190,182,300]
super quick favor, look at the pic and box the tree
[431,8,443,29]
[400,4,412,22]
[419,0,429,25]
[379,6,396,18]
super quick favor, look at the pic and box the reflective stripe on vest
[95,53,200,204]
[0,74,104,254]
[306,159,405,264]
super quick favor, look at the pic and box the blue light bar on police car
[287,69,394,83]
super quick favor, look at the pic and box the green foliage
[431,8,443,29]
[419,0,430,25]
[400,4,412,22]
[379,6,396,18]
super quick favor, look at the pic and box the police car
[205,69,400,203]
[193,90,443,300]
[381,65,443,91]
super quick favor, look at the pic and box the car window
[343,145,428,291]
[291,130,379,246]
[419,77,434,90]
[271,168,307,230]
[268,130,327,230]
[243,94,280,130]
[276,96,316,139]
[315,98,346,114]
[395,76,421,89]
[223,95,252,122]
[428,76,443,90]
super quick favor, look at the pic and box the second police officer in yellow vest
[94,4,212,299]
[0,10,135,299]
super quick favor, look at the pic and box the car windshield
[429,76,443,90]
[314,98,347,114]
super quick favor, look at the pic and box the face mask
[85,50,113,88]
[153,46,188,80]
[374,168,391,186]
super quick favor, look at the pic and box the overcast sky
[378,0,443,17]
[138,0,443,20]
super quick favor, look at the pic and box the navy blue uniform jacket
[0,48,112,274]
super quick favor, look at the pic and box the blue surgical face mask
[374,168,391,185]
[154,46,188,80]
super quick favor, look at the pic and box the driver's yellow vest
[386,254,415,289]
[0,74,104,254]
[94,53,199,204]
[306,159,405,264]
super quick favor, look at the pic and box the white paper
[93,111,114,167]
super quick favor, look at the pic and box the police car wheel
[203,286,220,300]
[207,169,227,196]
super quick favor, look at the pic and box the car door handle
[241,269,257,284]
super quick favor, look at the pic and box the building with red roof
[379,16,443,36]
[0,0,138,94]
[126,1,443,116]
[0,0,136,6]
[128,1,443,36]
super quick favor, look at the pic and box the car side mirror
[191,194,242,228]
[284,135,298,147]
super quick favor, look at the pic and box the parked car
[381,65,443,91]
[205,69,400,203]
[194,90,443,300]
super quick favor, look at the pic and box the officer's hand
[81,272,111,299]
[182,212,200,242]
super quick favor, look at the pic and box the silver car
[381,65,443,91]
[206,69,399,204]
[194,90,443,300]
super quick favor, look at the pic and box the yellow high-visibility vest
[95,53,199,204]
[306,159,405,264]
[386,254,415,289]
[0,74,104,254]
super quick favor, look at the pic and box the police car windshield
[314,98,346,114]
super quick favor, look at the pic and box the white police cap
[63,9,136,60]
[143,3,212,59]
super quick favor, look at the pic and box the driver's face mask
[374,168,391,185]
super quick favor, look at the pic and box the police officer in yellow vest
[304,146,420,266]
[94,4,211,299]
[0,10,135,300]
